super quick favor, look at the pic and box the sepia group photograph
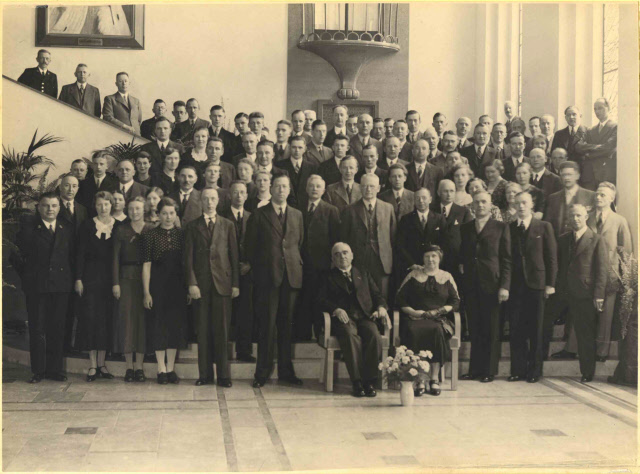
[1,1,638,472]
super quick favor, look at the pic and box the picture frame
[35,5,144,50]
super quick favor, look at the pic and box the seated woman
[465,177,503,221]
[396,245,460,397]
[484,159,508,209]
[500,182,523,223]
[452,164,473,207]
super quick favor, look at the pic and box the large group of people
[15,51,631,398]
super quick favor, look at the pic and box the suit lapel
[115,93,130,110]
[209,216,222,250]
[335,182,348,204]
[265,204,284,236]
[574,230,593,257]
[332,269,350,295]
[196,215,210,243]
[356,200,369,229]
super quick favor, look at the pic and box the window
[603,4,619,118]
[314,4,381,33]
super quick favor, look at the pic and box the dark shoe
[580,375,593,383]
[97,366,114,380]
[87,367,97,382]
[551,350,577,360]
[429,381,441,396]
[124,369,135,383]
[596,355,607,362]
[236,353,256,363]
[480,376,494,383]
[157,372,168,384]
[28,374,43,384]
[134,370,146,382]
[508,375,523,382]
[279,375,303,386]
[527,376,540,383]
[351,381,365,398]
[460,373,478,380]
[554,317,566,325]
[252,377,266,388]
[45,373,67,382]
[167,371,179,384]
[217,378,232,388]
[363,383,377,397]
[414,383,426,397]
[195,378,213,386]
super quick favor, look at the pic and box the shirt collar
[61,198,74,207]
[512,155,523,165]
[599,119,609,128]
[387,157,398,166]
[443,202,453,212]
[476,144,485,153]
[180,188,193,196]
[272,201,287,213]
[334,126,345,135]
[157,139,169,147]
[259,163,272,172]
[118,91,128,100]
[417,209,429,219]
[565,186,578,198]
[342,180,354,189]
[598,207,611,221]
[308,198,321,210]
[43,218,56,229]
[76,82,86,89]
[363,197,377,208]
[393,189,404,199]
[120,180,134,194]
[341,265,352,275]
[231,206,243,216]
[575,226,588,240]
[204,212,217,222]
[518,214,533,229]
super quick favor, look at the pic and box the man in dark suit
[298,175,340,340]
[460,124,497,179]
[405,139,444,197]
[205,138,236,189]
[423,127,444,163]
[324,105,349,147]
[16,193,74,382]
[140,117,182,172]
[378,163,415,221]
[274,120,292,162]
[317,242,390,397]
[305,120,334,166]
[324,156,362,213]
[319,135,350,186]
[502,132,528,182]
[231,132,259,170]
[507,192,557,383]
[185,188,240,387]
[460,192,511,383]
[504,101,516,135]
[168,166,202,226]
[575,98,618,189]
[249,111,270,142]
[170,98,211,145]
[58,63,101,117]
[70,159,89,183]
[455,117,474,150]
[487,123,508,161]
[76,150,118,212]
[115,160,149,208]
[18,49,58,98]
[377,137,410,171]
[550,106,587,162]
[221,181,255,362]
[395,187,446,282]
[349,114,383,166]
[140,99,171,141]
[102,72,142,135]
[405,110,423,144]
[340,173,396,300]
[208,105,237,163]
[529,148,562,199]
[290,109,312,143]
[556,204,608,382]
[356,145,388,189]
[275,136,318,210]
[391,120,414,162]
[245,174,304,387]
[435,179,473,274]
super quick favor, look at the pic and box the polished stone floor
[2,361,637,472]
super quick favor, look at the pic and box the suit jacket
[302,199,340,270]
[356,168,389,191]
[103,93,142,135]
[220,208,251,262]
[395,210,446,274]
[275,158,319,209]
[340,199,396,275]
[169,189,203,226]
[58,200,88,237]
[317,266,387,319]
[456,138,473,151]
[140,140,183,172]
[150,171,180,196]
[274,143,292,162]
[557,227,608,300]
[502,156,529,182]
[18,67,58,98]
[587,211,634,274]
[509,218,558,290]
[15,214,74,293]
[318,158,342,186]
[404,161,444,197]
[551,125,587,161]
[231,153,257,171]
[324,128,347,147]
[398,141,414,162]
[406,132,423,145]
[245,203,304,288]
[324,181,362,213]
[531,169,562,199]
[575,121,618,185]
[460,144,498,179]
[349,135,383,167]
[428,152,447,170]
[140,116,174,141]
[543,187,595,238]
[377,157,410,172]
[184,215,239,296]
[439,203,473,272]
[378,189,415,220]
[77,174,119,211]
[58,83,101,117]
[460,218,512,294]
[208,127,237,163]
[119,181,149,204]
[305,143,334,166]
[487,143,507,162]
[171,117,212,144]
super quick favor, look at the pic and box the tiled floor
[2,361,637,472]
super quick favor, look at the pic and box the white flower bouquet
[379,346,432,384]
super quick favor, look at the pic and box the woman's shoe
[124,369,135,382]
[87,367,97,382]
[167,371,180,384]
[157,372,168,384]
[97,366,114,380]
[429,381,441,396]
[414,383,426,397]
[134,369,146,382]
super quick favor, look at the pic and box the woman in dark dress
[112,197,153,382]
[396,245,460,397]
[75,191,116,382]
[111,190,128,223]
[142,197,187,384]
[180,126,210,189]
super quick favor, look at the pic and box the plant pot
[400,381,414,406]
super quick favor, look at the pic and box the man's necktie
[308,203,315,214]
[207,217,214,236]
[570,232,578,256]
[368,203,374,215]
[346,185,352,202]
[597,214,604,232]
[121,185,126,195]
[417,165,424,179]
[395,195,402,217]
[570,127,575,137]
[96,178,101,188]
[294,161,300,173]
[79,87,85,104]
[518,221,526,234]
[278,207,285,225]
[66,201,73,216]
[48,224,55,236]
[420,213,427,229]
[318,146,324,159]
[442,205,447,217]
[342,270,352,283]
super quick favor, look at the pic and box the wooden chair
[392,310,461,391]
[318,312,392,392]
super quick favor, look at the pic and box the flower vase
[400,381,414,406]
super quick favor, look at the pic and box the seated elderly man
[317,242,390,398]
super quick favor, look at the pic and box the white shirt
[61,199,74,214]
[512,156,524,167]
[307,199,321,212]
[334,156,343,169]
[598,119,609,131]
[342,181,355,193]
[532,169,545,182]
[179,189,192,202]
[564,185,579,204]
[393,189,404,200]
[441,202,453,217]
[475,145,486,156]
[43,219,57,232]
[156,139,170,150]
[95,175,105,188]
[358,135,369,146]
[363,198,377,210]
[118,92,129,102]
[230,206,243,220]
[415,162,426,175]
[76,82,86,91]
[120,180,134,194]
[204,213,217,225]
[258,163,273,173]
[596,208,611,224]
[272,202,287,215]
[290,157,303,171]
[38,67,47,75]
[517,214,533,230]
[575,226,588,241]
[386,158,398,168]
[334,126,346,136]
[417,210,429,222]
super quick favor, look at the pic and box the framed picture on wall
[35,5,144,49]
